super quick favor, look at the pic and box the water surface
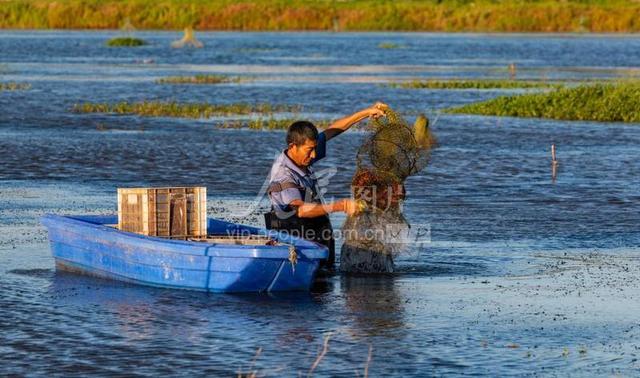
[2,31,640,376]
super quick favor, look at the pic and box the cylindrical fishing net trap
[340,109,436,273]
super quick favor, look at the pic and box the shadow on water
[8,268,55,280]
[48,269,320,306]
[394,260,486,277]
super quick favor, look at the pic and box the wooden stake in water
[551,144,559,182]
[509,63,517,80]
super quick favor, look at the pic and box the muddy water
[2,32,640,376]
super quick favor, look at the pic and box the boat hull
[41,214,328,293]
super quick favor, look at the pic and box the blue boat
[41,214,328,293]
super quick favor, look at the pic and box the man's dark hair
[286,121,318,146]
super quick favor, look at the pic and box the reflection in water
[49,270,324,345]
[50,271,165,342]
[340,276,405,338]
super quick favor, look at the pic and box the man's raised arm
[323,102,388,141]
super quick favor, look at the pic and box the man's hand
[367,101,388,120]
[339,199,365,216]
[324,101,389,141]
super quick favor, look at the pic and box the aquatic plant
[219,118,330,130]
[106,37,147,47]
[391,79,562,90]
[2,0,640,33]
[72,101,303,119]
[378,42,402,49]
[0,82,30,91]
[446,82,640,123]
[156,75,245,85]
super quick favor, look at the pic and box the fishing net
[340,109,436,273]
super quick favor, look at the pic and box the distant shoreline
[2,30,640,36]
[2,0,640,33]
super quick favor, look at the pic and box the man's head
[286,121,318,167]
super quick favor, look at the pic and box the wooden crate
[117,187,207,239]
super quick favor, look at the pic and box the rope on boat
[264,237,297,274]
[288,245,298,274]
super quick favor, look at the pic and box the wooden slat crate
[117,187,207,239]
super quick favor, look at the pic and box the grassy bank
[74,101,330,130]
[1,0,640,32]
[447,82,640,123]
[391,80,563,90]
[73,101,302,118]
[156,75,244,85]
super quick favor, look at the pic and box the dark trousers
[264,211,335,268]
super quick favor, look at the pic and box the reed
[156,75,245,85]
[446,82,640,123]
[106,37,146,47]
[0,82,31,91]
[73,101,303,118]
[1,1,640,32]
[391,79,563,90]
[219,118,330,130]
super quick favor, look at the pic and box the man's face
[288,138,317,167]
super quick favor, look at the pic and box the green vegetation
[219,118,331,130]
[106,37,146,47]
[1,0,640,32]
[0,82,30,91]
[73,101,333,130]
[378,42,402,49]
[156,75,245,85]
[72,101,302,118]
[447,82,640,123]
[392,79,563,90]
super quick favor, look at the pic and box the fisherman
[265,102,388,271]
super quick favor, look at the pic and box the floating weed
[106,37,147,47]
[446,81,640,123]
[156,75,246,85]
[0,82,31,91]
[378,42,403,49]
[219,118,331,130]
[390,79,563,90]
[73,101,303,119]
[235,47,277,53]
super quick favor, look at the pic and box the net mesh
[340,109,436,273]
